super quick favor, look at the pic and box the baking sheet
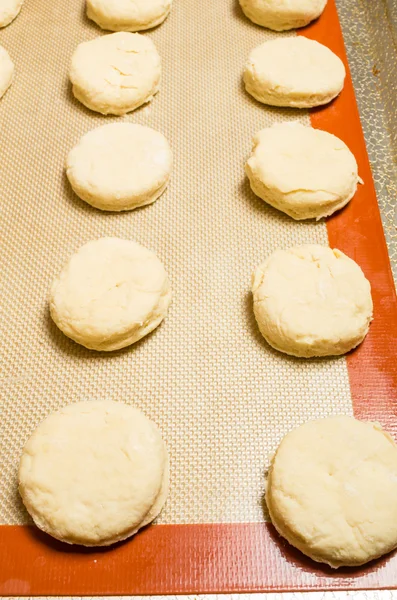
[1,0,397,595]
[336,0,397,278]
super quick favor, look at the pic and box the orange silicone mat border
[2,522,397,595]
[1,0,397,595]
[306,2,397,436]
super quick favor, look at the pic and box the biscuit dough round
[50,237,171,351]
[243,37,345,108]
[66,123,173,211]
[69,32,161,115]
[0,46,14,98]
[0,0,23,27]
[245,123,359,220]
[239,0,327,31]
[87,0,172,31]
[267,416,397,567]
[252,244,373,357]
[19,401,168,546]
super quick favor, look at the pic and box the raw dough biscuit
[239,0,327,31]
[87,0,172,32]
[69,32,161,115]
[66,123,173,211]
[267,416,397,567]
[0,45,14,98]
[245,122,359,220]
[50,237,171,351]
[0,0,23,27]
[243,37,345,108]
[19,401,169,546]
[252,244,372,357]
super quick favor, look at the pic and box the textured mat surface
[0,0,355,525]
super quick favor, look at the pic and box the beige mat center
[0,0,353,525]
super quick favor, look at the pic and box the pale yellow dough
[244,37,345,108]
[239,0,327,31]
[245,122,359,220]
[252,244,373,357]
[0,0,23,27]
[50,237,171,351]
[66,123,173,211]
[69,32,161,115]
[19,401,169,546]
[267,416,397,567]
[87,0,172,32]
[0,45,14,98]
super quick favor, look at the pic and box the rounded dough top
[0,0,23,27]
[252,245,373,357]
[50,237,171,351]
[69,32,161,115]
[66,123,173,211]
[0,45,14,98]
[246,122,358,220]
[239,0,327,30]
[87,0,172,31]
[19,401,167,546]
[267,416,397,567]
[244,37,345,107]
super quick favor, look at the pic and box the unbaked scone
[87,0,172,32]
[66,123,173,211]
[243,37,345,108]
[0,45,14,98]
[50,237,171,351]
[69,32,161,115]
[239,0,327,31]
[252,245,373,357]
[0,0,23,27]
[19,401,169,546]
[267,416,397,567]
[245,122,359,220]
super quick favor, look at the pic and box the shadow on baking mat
[265,521,396,582]
[43,305,160,359]
[61,170,161,218]
[25,525,130,555]
[238,76,304,116]
[261,489,397,584]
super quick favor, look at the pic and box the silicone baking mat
[1,0,396,594]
